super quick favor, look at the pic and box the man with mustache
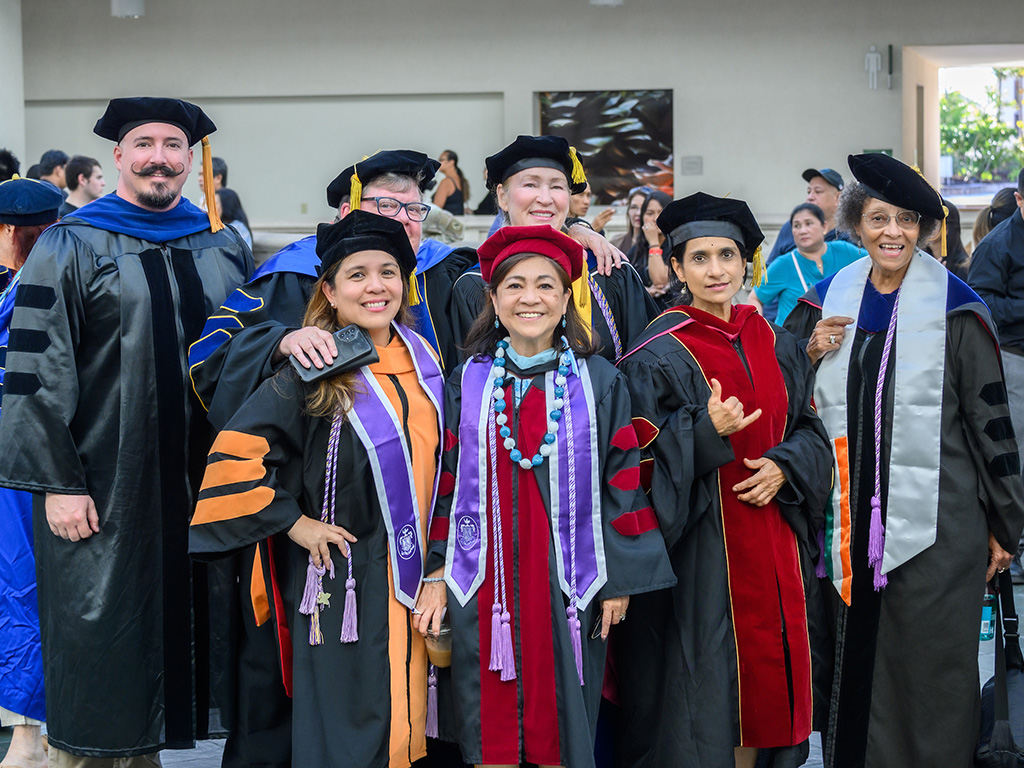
[0,97,252,768]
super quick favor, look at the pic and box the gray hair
[834,180,941,247]
[337,171,423,207]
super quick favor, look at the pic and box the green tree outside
[941,68,1024,182]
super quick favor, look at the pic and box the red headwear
[477,225,585,284]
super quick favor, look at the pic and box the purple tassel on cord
[873,564,889,591]
[567,606,584,685]
[340,578,358,643]
[498,611,516,682]
[299,559,325,615]
[815,527,828,579]
[867,495,884,567]
[426,665,439,739]
[489,603,503,671]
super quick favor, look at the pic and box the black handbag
[977,570,1024,767]
[289,324,379,384]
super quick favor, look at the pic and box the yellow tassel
[569,147,587,186]
[349,168,362,212]
[941,211,948,262]
[571,274,593,341]
[751,245,765,287]
[201,137,224,233]
[408,270,421,306]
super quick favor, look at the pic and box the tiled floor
[3,585,1017,767]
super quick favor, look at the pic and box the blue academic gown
[0,270,45,721]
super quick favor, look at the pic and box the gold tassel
[751,245,765,287]
[349,168,362,212]
[408,270,421,306]
[568,147,587,186]
[201,137,224,233]
[571,274,593,341]
[941,209,948,262]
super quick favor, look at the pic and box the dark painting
[538,90,674,205]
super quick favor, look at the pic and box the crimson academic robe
[430,353,674,768]
[0,201,251,756]
[616,304,833,768]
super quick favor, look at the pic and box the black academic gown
[786,276,1024,768]
[429,354,675,768]
[448,253,658,363]
[615,307,833,768]
[0,217,252,757]
[187,237,474,768]
[190,366,435,768]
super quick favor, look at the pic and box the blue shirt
[756,240,864,324]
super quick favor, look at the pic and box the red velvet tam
[478,225,585,284]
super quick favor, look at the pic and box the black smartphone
[289,324,379,384]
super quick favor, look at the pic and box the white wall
[0,0,25,165]
[17,0,1024,227]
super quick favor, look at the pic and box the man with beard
[0,97,252,767]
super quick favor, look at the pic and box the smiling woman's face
[671,236,745,315]
[496,168,570,230]
[856,199,920,278]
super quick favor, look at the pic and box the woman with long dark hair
[433,149,469,215]
[627,189,673,305]
[190,211,446,768]
[434,225,673,768]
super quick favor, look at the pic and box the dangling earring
[561,314,567,329]
[680,283,687,294]
[494,318,500,329]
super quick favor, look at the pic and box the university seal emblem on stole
[398,524,417,560]
[457,515,480,551]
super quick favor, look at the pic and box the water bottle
[980,592,996,641]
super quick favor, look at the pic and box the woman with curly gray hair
[785,154,1024,767]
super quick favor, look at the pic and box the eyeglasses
[368,196,431,222]
[861,210,921,230]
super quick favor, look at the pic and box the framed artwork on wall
[538,89,674,205]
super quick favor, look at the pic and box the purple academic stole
[445,356,606,611]
[347,324,444,609]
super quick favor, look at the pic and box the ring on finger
[829,334,837,345]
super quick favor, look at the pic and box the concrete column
[0,0,25,167]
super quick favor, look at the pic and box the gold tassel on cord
[940,204,949,261]
[569,147,587,186]
[571,274,593,341]
[408,271,421,306]
[201,137,224,233]
[751,245,765,287]
[349,169,363,212]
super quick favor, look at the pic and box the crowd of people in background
[0,98,1023,768]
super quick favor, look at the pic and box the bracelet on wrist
[649,247,663,256]
[421,576,445,583]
